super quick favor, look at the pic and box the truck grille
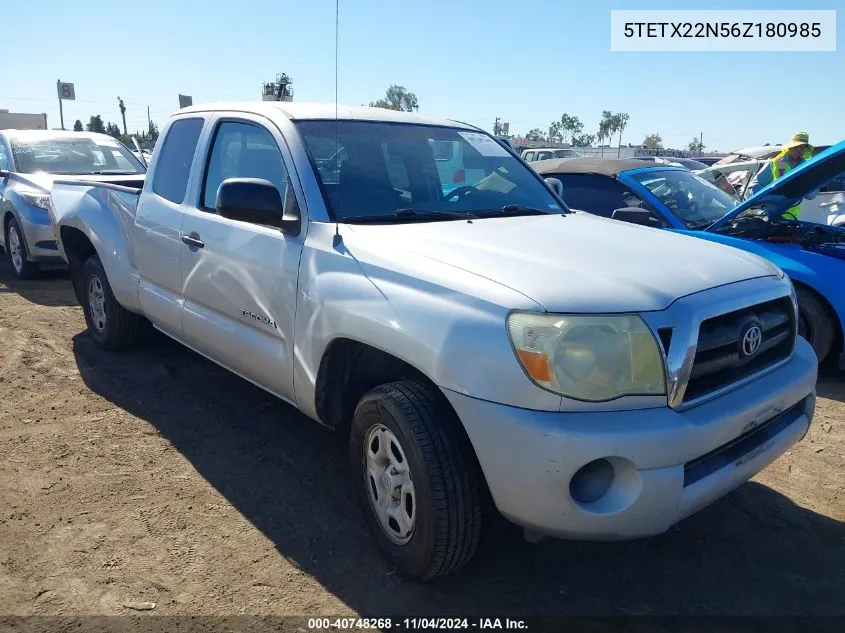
[683,297,796,404]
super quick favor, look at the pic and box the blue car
[534,143,845,367]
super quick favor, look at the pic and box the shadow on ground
[71,329,845,617]
[817,369,845,403]
[0,259,75,307]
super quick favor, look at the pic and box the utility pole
[118,97,127,135]
[57,79,65,130]
[147,105,151,130]
[699,132,703,154]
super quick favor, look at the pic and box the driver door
[179,114,306,403]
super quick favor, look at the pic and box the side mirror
[544,177,564,198]
[0,169,9,178]
[216,178,301,235]
[612,207,663,227]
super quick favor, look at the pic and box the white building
[0,109,48,130]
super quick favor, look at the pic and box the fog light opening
[569,458,614,504]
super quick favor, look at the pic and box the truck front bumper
[442,337,818,540]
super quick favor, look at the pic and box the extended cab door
[178,115,306,403]
[134,117,206,337]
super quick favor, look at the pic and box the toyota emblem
[739,322,763,358]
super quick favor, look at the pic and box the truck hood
[707,140,845,231]
[10,172,146,192]
[345,212,781,313]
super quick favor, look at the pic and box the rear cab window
[151,118,205,204]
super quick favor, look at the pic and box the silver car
[0,130,146,279]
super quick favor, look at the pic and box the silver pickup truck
[49,102,818,580]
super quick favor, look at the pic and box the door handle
[181,232,204,248]
[818,201,838,208]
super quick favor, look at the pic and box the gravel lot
[1,261,843,620]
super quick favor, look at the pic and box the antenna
[333,0,343,248]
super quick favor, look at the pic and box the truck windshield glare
[295,120,565,221]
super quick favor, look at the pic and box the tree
[370,85,419,112]
[146,120,159,144]
[73,119,84,132]
[611,112,630,157]
[117,97,127,135]
[85,115,106,134]
[597,110,615,155]
[642,133,663,149]
[572,133,596,148]
[105,122,122,139]
[688,137,705,153]
[525,128,546,142]
[548,121,563,144]
[559,114,584,145]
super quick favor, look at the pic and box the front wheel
[5,217,40,279]
[350,381,482,580]
[81,255,140,350]
[795,285,835,364]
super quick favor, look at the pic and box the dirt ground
[0,260,843,621]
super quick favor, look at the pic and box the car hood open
[707,140,845,232]
[346,212,782,313]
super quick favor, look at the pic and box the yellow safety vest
[771,148,812,220]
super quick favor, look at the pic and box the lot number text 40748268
[307,617,528,630]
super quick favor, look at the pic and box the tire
[81,255,139,350]
[4,216,40,280]
[795,285,835,364]
[350,380,482,580]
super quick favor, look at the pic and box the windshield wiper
[89,170,137,175]
[686,220,715,230]
[341,208,477,224]
[475,205,554,217]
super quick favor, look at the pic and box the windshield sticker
[458,132,510,157]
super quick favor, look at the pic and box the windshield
[295,120,565,221]
[554,149,582,158]
[630,169,738,229]
[10,136,145,175]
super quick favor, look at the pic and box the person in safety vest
[747,131,818,220]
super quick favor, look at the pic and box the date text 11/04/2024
[623,22,822,38]
[307,618,529,630]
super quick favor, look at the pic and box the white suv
[522,147,584,162]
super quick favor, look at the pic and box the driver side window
[202,121,288,211]
[0,142,10,170]
[555,173,663,223]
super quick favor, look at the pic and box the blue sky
[3,0,842,152]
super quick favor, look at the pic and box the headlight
[507,312,666,401]
[19,191,51,210]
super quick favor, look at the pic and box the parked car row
[0,104,826,581]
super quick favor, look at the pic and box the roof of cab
[531,157,684,177]
[174,101,479,130]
